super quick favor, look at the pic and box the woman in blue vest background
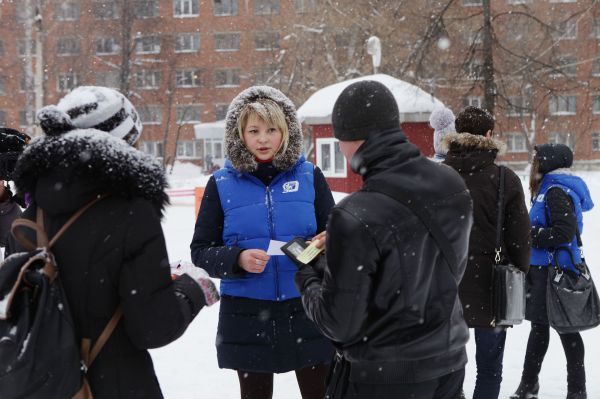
[190,86,335,399]
[511,143,594,399]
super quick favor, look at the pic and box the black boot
[509,380,539,399]
[566,392,587,399]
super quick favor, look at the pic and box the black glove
[294,254,327,293]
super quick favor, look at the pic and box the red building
[298,74,442,193]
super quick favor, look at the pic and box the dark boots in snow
[510,380,539,399]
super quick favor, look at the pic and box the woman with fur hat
[511,144,593,399]
[442,106,531,399]
[7,86,219,398]
[190,86,335,399]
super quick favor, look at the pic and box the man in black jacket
[295,80,473,399]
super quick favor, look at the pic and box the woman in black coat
[8,88,217,398]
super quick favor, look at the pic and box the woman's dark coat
[8,131,205,399]
[443,132,531,328]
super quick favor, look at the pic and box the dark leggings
[237,363,330,399]
[521,323,586,393]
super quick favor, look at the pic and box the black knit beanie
[535,143,573,174]
[332,80,400,141]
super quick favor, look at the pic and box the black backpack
[0,196,121,399]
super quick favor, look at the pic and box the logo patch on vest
[536,193,545,202]
[282,180,299,193]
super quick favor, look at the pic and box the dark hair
[455,106,494,136]
[528,155,542,203]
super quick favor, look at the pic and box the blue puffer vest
[214,157,316,301]
[530,173,594,273]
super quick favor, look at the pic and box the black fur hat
[0,128,31,180]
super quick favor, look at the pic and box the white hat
[37,86,142,145]
[429,106,455,158]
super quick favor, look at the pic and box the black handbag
[546,229,600,333]
[491,166,526,327]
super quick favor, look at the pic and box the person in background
[429,106,456,162]
[0,128,30,258]
[8,86,219,398]
[442,106,531,399]
[296,80,473,399]
[190,86,335,399]
[511,144,593,399]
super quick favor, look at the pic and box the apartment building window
[254,0,279,15]
[553,19,577,40]
[19,75,32,92]
[57,72,79,92]
[176,69,202,87]
[176,140,201,158]
[507,96,532,116]
[135,0,160,19]
[176,105,202,124]
[550,0,577,2]
[254,31,279,50]
[174,0,199,17]
[463,0,482,5]
[549,95,576,115]
[138,106,163,124]
[56,37,80,56]
[254,65,277,85]
[215,103,229,120]
[293,0,315,13]
[19,111,35,127]
[214,68,240,87]
[93,0,119,19]
[593,59,600,76]
[18,40,36,57]
[136,36,161,54]
[214,0,238,15]
[462,96,482,109]
[506,133,528,153]
[464,60,484,80]
[316,138,346,178]
[0,40,4,57]
[593,19,600,39]
[55,2,80,21]
[507,0,530,4]
[214,33,240,51]
[593,133,600,152]
[552,56,577,77]
[175,33,200,52]
[135,70,161,89]
[96,37,120,55]
[0,111,5,127]
[140,141,164,157]
[547,132,574,149]
[0,76,5,94]
[96,71,120,88]
[593,95,600,114]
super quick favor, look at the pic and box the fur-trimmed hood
[442,132,506,155]
[13,130,169,214]
[224,86,303,173]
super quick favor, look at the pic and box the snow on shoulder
[297,74,444,125]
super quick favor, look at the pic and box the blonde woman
[190,86,335,399]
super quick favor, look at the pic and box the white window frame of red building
[506,133,528,153]
[592,133,600,152]
[214,0,238,16]
[175,33,200,53]
[316,137,347,178]
[549,95,577,115]
[55,1,80,21]
[57,73,79,93]
[139,106,163,125]
[176,105,202,124]
[174,0,199,17]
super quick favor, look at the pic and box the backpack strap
[80,307,123,368]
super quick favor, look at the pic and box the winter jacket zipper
[265,185,281,300]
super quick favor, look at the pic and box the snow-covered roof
[297,74,445,125]
[194,119,225,140]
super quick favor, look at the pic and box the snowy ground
[150,163,600,398]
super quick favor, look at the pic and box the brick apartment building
[0,0,598,170]
[0,0,311,167]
